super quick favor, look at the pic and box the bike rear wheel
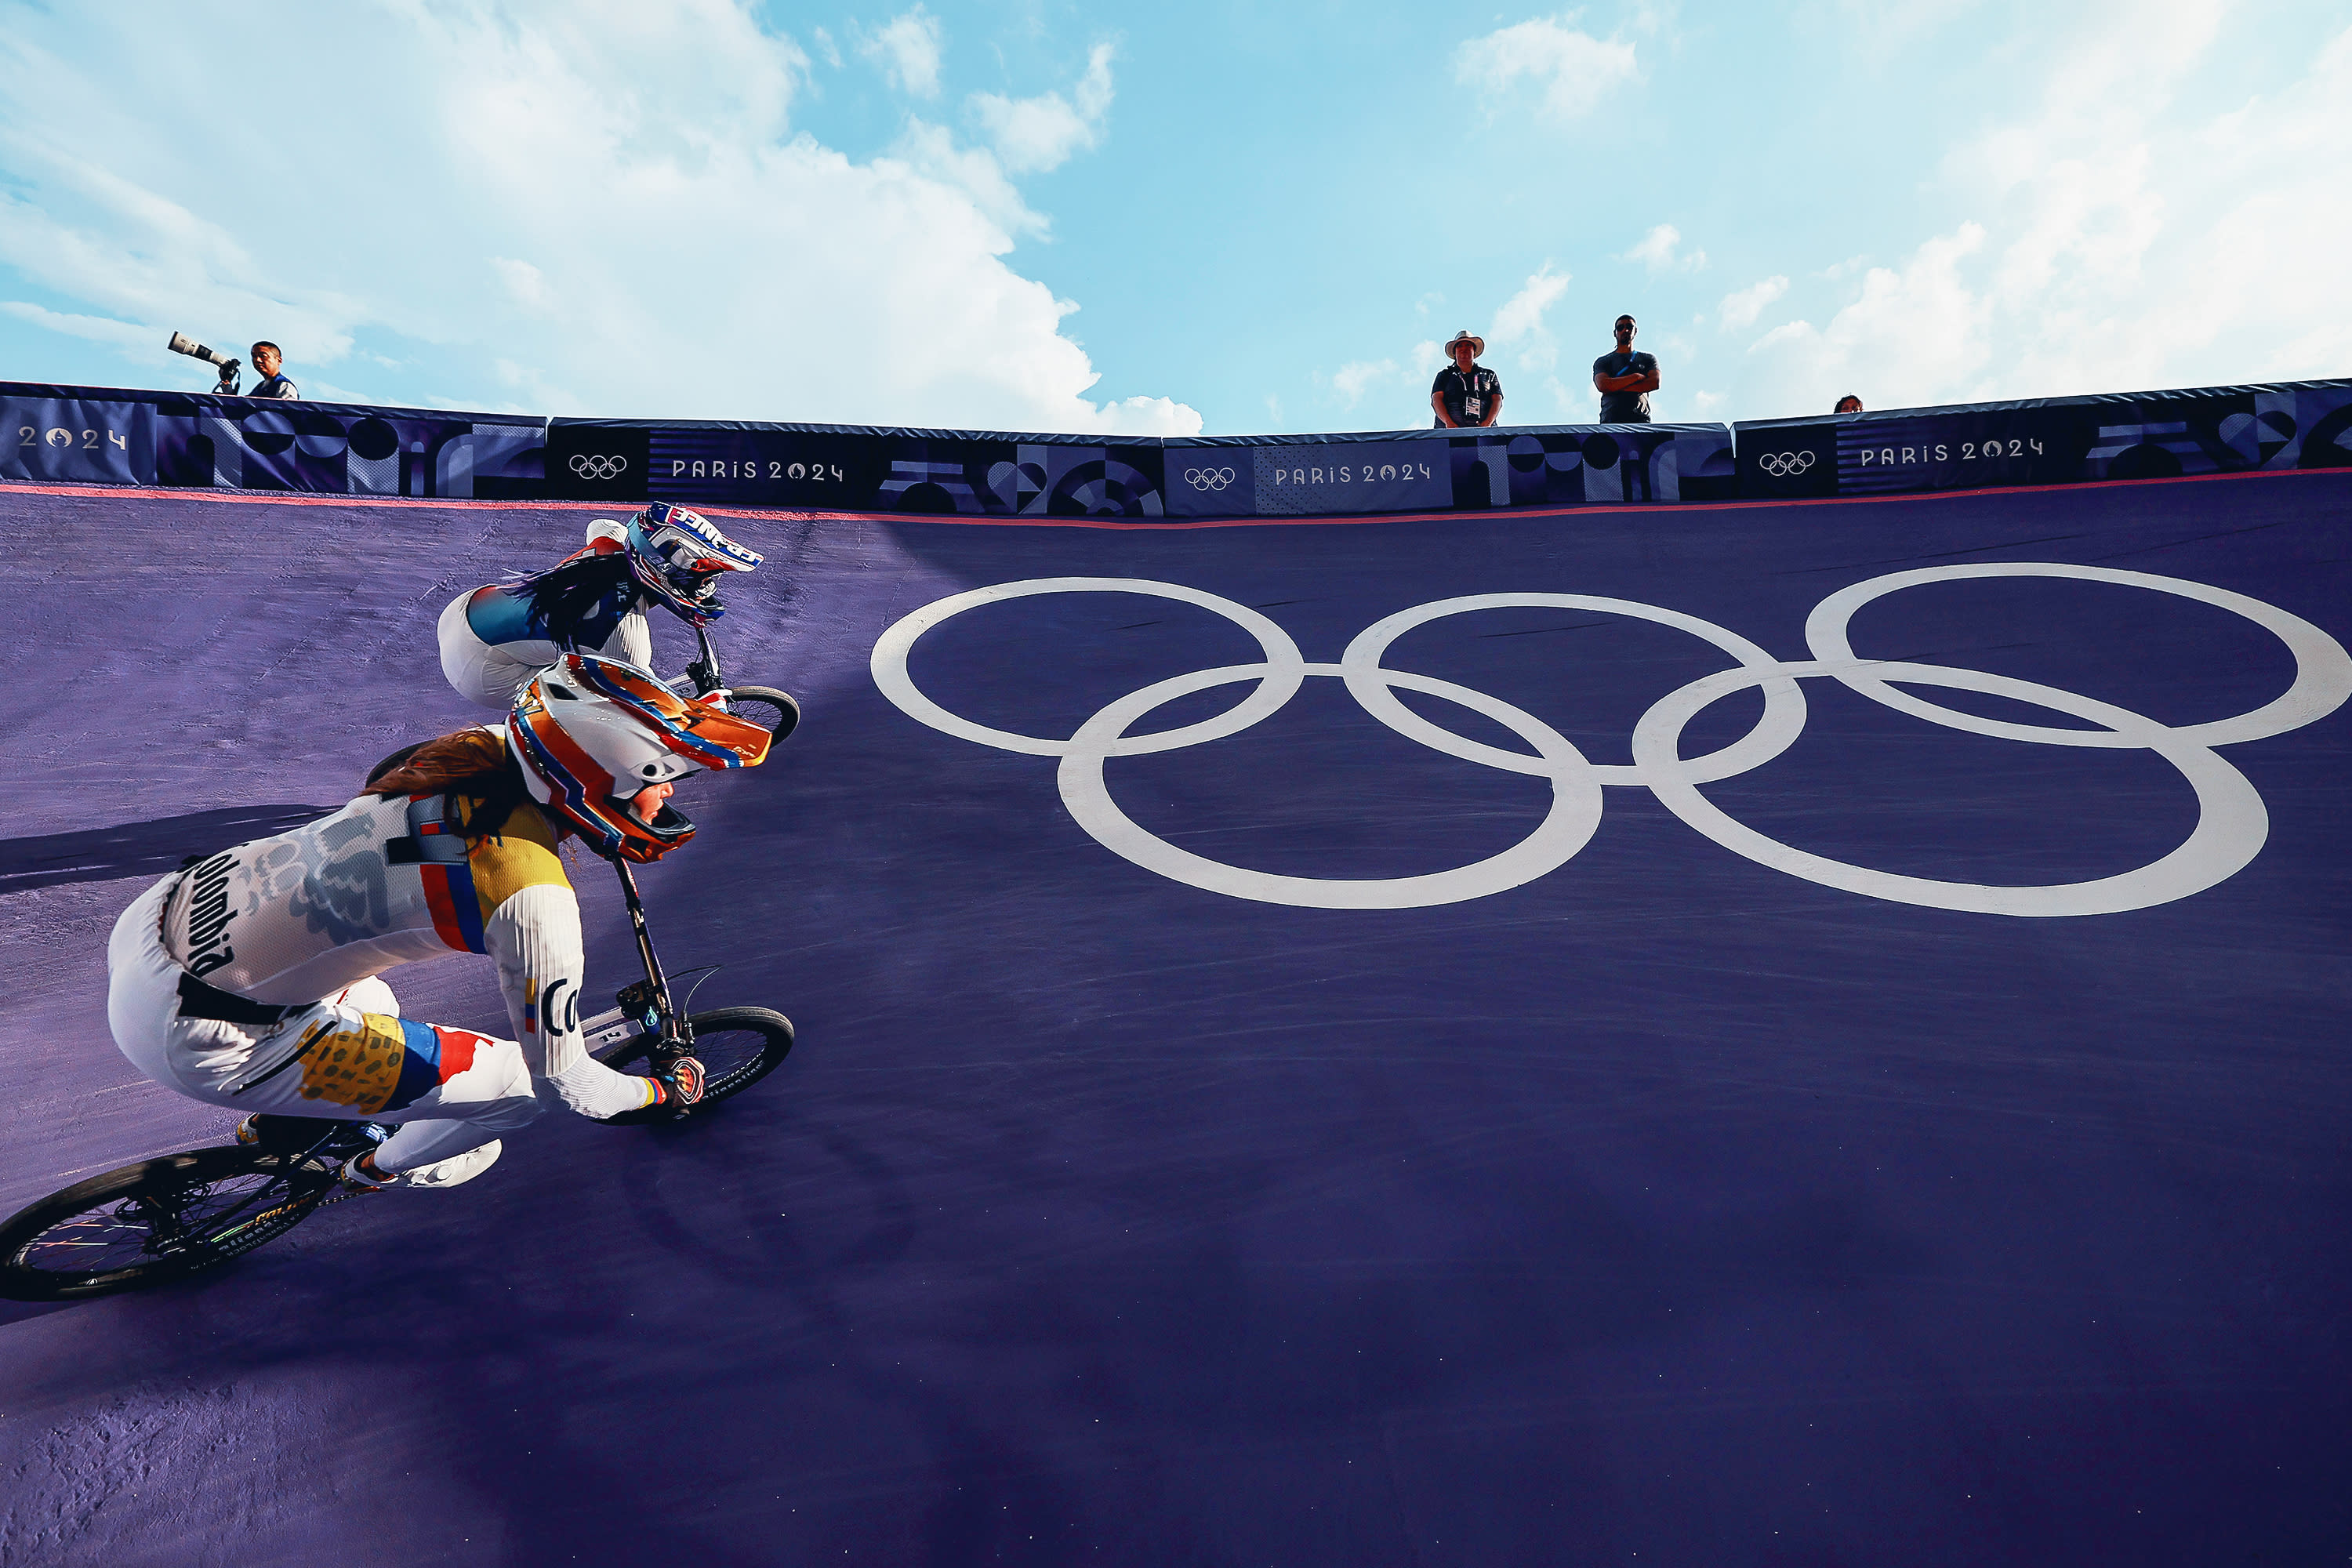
[723,685,799,743]
[596,1005,794,1116]
[0,1145,340,1301]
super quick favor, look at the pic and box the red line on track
[2,463,2337,532]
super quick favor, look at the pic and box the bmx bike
[0,858,790,1303]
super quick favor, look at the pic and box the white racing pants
[437,591,550,712]
[107,877,543,1176]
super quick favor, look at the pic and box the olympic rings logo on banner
[570,454,630,480]
[1184,467,1237,491]
[1758,451,1816,477]
[869,567,2350,916]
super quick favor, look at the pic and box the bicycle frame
[684,623,724,698]
[581,861,693,1057]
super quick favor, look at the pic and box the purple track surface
[1,473,2347,1565]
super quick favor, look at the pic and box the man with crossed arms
[1593,314,1661,423]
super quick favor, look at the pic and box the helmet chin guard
[508,654,771,862]
[624,503,761,626]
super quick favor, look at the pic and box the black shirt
[1432,365,1502,428]
[1593,350,1657,423]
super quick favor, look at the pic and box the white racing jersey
[463,521,654,670]
[162,769,629,1112]
[441,521,662,712]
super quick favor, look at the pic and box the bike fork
[613,860,693,1054]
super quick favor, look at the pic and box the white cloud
[1489,263,1572,371]
[858,7,944,99]
[970,44,1115,175]
[1622,223,1705,274]
[0,0,1195,435]
[1748,319,1814,356]
[1,299,158,350]
[490,257,554,314]
[1455,15,1639,122]
[1330,358,1401,407]
[887,118,1045,238]
[1742,224,1988,412]
[1739,6,2352,415]
[1716,275,1788,331]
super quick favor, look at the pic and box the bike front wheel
[596,1005,794,1116]
[0,1145,340,1301]
[722,685,799,744]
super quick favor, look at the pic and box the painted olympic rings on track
[869,568,2350,916]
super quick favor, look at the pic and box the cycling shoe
[400,1141,503,1190]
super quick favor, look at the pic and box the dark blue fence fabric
[1736,378,2352,501]
[2,382,546,497]
[543,417,1167,514]
[2,392,154,485]
[543,417,1737,517]
[13,375,2352,511]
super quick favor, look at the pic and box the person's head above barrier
[1835,394,1864,414]
[1432,331,1503,430]
[1594,315,1659,424]
[247,341,297,400]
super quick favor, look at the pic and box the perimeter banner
[1735,379,2352,501]
[546,419,1739,519]
[543,419,1170,516]
[0,383,546,497]
[2,394,154,485]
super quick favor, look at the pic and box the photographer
[248,342,298,400]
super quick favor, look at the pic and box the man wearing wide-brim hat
[1431,330,1503,429]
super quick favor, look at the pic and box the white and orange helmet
[507,654,771,862]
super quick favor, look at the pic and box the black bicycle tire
[724,685,800,744]
[595,1005,794,1116]
[0,1145,337,1302]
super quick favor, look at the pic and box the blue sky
[1,0,2345,434]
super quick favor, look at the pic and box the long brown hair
[365,727,534,831]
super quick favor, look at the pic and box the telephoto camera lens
[166,330,234,369]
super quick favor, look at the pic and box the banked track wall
[0,466,2347,1561]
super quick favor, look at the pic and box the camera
[167,331,242,395]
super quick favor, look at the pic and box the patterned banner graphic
[13,376,2349,514]
[1,383,545,497]
[1736,379,2352,501]
[550,419,1738,519]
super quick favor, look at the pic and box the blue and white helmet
[623,503,761,626]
